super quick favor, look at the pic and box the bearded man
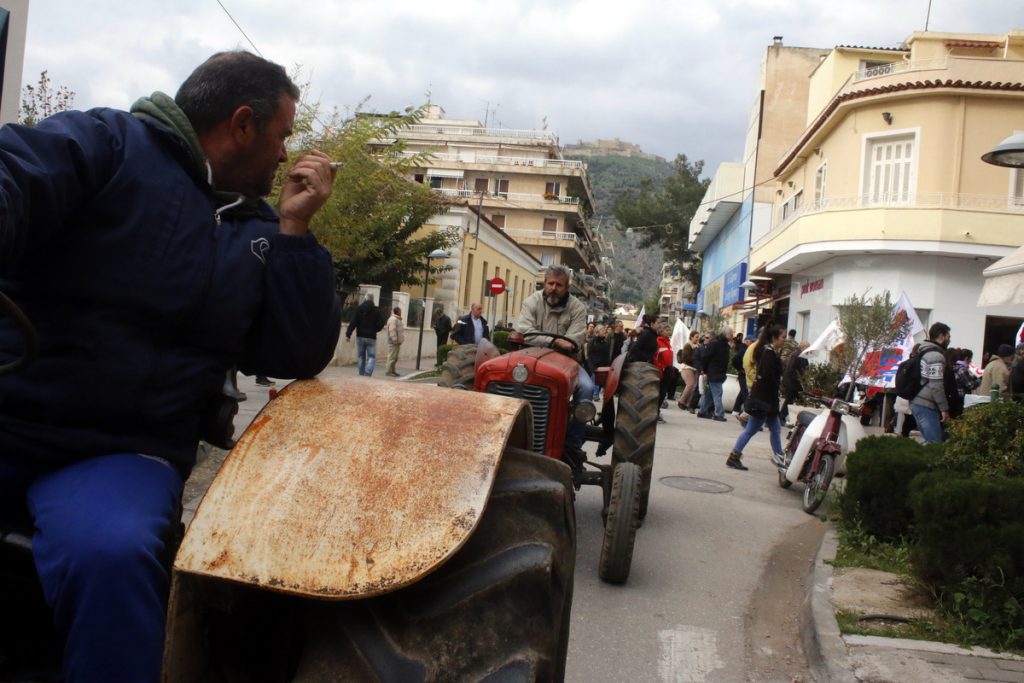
[515,265,592,451]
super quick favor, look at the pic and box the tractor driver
[515,265,593,452]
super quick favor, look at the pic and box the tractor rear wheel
[612,362,660,519]
[438,344,477,389]
[598,462,641,584]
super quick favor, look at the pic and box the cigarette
[329,162,344,169]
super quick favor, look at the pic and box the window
[863,132,916,205]
[491,214,506,228]
[429,176,443,189]
[780,190,802,222]
[474,177,488,193]
[414,174,425,184]
[814,163,827,208]
[858,59,895,78]
[543,217,558,233]
[544,181,561,199]
[540,251,555,266]
[798,311,810,342]
[494,178,509,198]
[481,261,489,300]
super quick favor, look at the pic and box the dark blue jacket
[451,313,489,345]
[0,106,341,474]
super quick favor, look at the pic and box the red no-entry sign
[488,277,506,295]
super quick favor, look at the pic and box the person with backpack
[909,322,951,444]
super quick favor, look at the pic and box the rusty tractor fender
[172,375,533,600]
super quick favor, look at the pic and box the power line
[215,0,263,57]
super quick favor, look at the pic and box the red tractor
[439,331,660,584]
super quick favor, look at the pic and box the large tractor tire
[612,362,660,519]
[598,462,641,584]
[193,447,577,682]
[438,344,477,389]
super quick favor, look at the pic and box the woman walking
[726,324,786,471]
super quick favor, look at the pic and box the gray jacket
[911,340,949,412]
[515,291,588,352]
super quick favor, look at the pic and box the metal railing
[852,57,949,83]
[400,151,582,169]
[501,228,580,246]
[435,189,580,205]
[406,124,557,144]
[773,192,1024,231]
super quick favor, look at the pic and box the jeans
[567,368,596,449]
[356,336,376,376]
[733,413,783,455]
[699,380,725,418]
[910,403,943,444]
[2,453,184,683]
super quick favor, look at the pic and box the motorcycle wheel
[801,453,835,514]
[777,466,792,489]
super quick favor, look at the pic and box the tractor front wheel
[598,462,641,585]
[438,344,477,389]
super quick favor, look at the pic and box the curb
[801,526,858,683]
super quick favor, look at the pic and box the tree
[275,99,457,307]
[612,154,709,290]
[833,290,912,400]
[19,70,75,126]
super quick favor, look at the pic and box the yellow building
[750,30,1024,354]
[378,105,611,319]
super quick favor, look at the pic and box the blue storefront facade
[694,194,752,334]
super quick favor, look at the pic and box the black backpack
[894,350,922,400]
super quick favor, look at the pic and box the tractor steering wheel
[522,331,580,356]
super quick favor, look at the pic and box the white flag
[670,318,689,355]
[634,305,646,329]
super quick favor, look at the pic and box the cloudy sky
[18,0,1017,173]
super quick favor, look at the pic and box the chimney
[773,35,783,46]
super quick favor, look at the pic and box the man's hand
[345,335,352,343]
[279,151,336,235]
[553,339,575,352]
[941,410,950,423]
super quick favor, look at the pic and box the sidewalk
[804,528,1024,682]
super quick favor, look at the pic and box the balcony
[399,150,583,171]
[402,123,557,146]
[436,188,580,207]
[752,192,1024,274]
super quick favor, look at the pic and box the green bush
[436,344,457,366]
[942,400,1024,477]
[909,471,1024,648]
[491,330,510,351]
[840,436,937,541]
[799,361,844,397]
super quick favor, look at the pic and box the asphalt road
[565,403,826,683]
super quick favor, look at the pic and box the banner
[856,290,924,389]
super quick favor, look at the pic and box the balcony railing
[405,123,557,144]
[401,151,582,170]
[852,57,949,83]
[436,188,580,205]
[501,228,580,246]
[773,192,1024,231]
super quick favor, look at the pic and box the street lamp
[416,248,449,370]
[981,133,1024,168]
[741,279,762,334]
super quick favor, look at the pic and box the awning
[426,168,464,178]
[978,245,1024,307]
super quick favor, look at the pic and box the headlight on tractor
[572,400,597,423]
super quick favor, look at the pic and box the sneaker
[712,415,727,422]
[697,412,710,419]
[735,413,748,427]
[657,414,667,424]
[661,400,668,409]
[255,376,275,386]
[386,372,400,377]
[771,452,786,467]
[726,451,749,470]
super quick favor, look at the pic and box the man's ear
[228,105,258,145]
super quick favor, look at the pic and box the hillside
[566,153,674,305]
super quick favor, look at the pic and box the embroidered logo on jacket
[251,238,271,264]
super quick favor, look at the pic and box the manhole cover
[659,476,734,494]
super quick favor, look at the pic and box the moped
[777,393,867,514]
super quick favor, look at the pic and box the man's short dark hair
[175,51,301,135]
[788,329,797,338]
[929,322,951,340]
[393,307,401,314]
